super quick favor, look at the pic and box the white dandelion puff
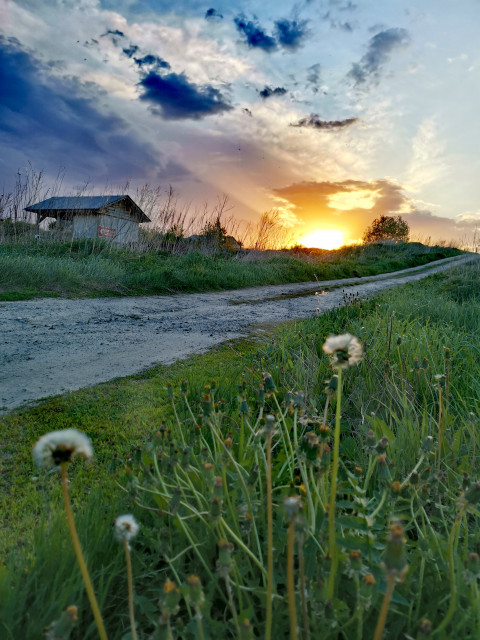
[33,429,93,468]
[322,333,363,369]
[115,514,140,543]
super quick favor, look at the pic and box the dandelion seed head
[284,494,303,518]
[322,333,363,369]
[33,429,93,468]
[114,514,140,542]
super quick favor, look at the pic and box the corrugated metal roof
[25,195,125,211]
[25,195,151,223]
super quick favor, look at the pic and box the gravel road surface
[0,254,475,413]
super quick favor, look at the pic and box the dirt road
[0,254,475,413]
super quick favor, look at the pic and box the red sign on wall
[98,226,116,238]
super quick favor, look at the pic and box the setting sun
[298,229,345,250]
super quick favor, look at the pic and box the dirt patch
[0,254,475,413]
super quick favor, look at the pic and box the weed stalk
[61,463,108,640]
[326,367,343,600]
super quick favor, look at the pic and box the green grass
[1,260,479,639]
[0,238,462,300]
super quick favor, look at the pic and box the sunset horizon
[1,0,479,247]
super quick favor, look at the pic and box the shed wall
[98,209,139,243]
[71,210,140,244]
[72,215,98,239]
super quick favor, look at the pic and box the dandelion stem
[326,367,343,601]
[61,464,108,640]
[195,609,206,640]
[400,454,425,489]
[265,430,274,640]
[369,489,387,521]
[123,539,138,640]
[287,519,298,640]
[373,572,396,640]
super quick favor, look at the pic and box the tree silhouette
[363,215,409,244]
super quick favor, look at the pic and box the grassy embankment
[1,260,479,639]
[0,238,462,301]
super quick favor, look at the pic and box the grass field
[0,238,462,301]
[1,259,479,639]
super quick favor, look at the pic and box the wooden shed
[25,195,150,244]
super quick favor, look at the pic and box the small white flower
[33,429,93,468]
[322,333,363,369]
[115,514,140,542]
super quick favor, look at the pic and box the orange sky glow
[297,229,345,250]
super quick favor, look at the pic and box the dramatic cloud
[234,15,277,52]
[348,27,410,84]
[134,54,170,69]
[259,86,287,99]
[234,15,310,52]
[273,178,475,243]
[122,45,170,70]
[0,36,159,183]
[138,71,232,120]
[101,29,125,38]
[274,19,310,50]
[291,114,358,129]
[205,8,223,21]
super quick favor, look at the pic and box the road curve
[0,253,476,413]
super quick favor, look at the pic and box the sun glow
[298,229,345,250]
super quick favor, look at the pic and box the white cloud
[406,117,448,190]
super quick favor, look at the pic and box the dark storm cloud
[234,15,277,51]
[134,54,170,69]
[138,71,232,120]
[205,8,223,21]
[291,114,358,129]
[348,27,410,84]
[0,37,160,182]
[259,86,287,99]
[274,19,310,50]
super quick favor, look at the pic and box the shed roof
[25,195,150,223]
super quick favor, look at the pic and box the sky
[1,0,479,247]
